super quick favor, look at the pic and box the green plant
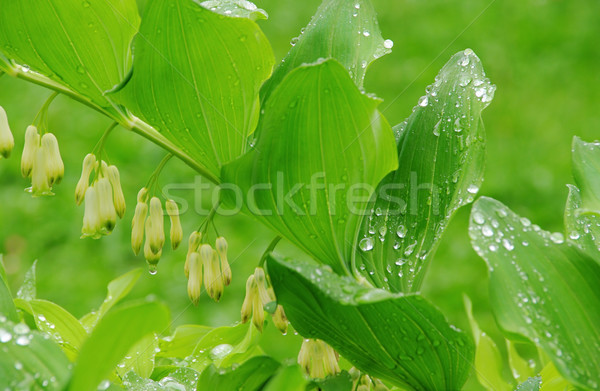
[0,0,598,390]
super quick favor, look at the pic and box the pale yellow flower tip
[241,274,256,324]
[215,237,231,286]
[21,125,39,178]
[166,199,183,250]
[148,197,165,254]
[96,178,117,234]
[81,184,101,239]
[41,133,64,185]
[131,201,148,255]
[187,252,202,305]
[29,147,53,197]
[0,106,14,159]
[107,165,126,219]
[75,153,96,205]
[185,231,202,278]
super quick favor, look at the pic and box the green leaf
[115,0,274,181]
[539,361,576,391]
[357,49,494,292]
[157,324,212,359]
[200,0,268,20]
[564,185,600,264]
[223,59,397,275]
[260,0,391,103]
[515,376,541,391]
[267,254,474,391]
[263,363,308,391]
[116,333,157,379]
[15,298,87,361]
[124,367,200,391]
[80,267,142,331]
[0,0,139,108]
[0,254,18,322]
[506,341,536,384]
[309,371,353,391]
[16,260,36,301]
[0,318,70,391]
[469,197,600,390]
[572,137,600,213]
[189,322,262,373]
[69,300,171,391]
[198,356,280,391]
[464,295,512,391]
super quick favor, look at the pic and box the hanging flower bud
[254,267,273,305]
[107,165,126,218]
[187,252,202,305]
[21,125,39,178]
[131,201,148,255]
[137,187,148,203]
[75,153,96,205]
[144,218,162,272]
[251,286,265,332]
[81,185,101,239]
[96,178,117,233]
[41,133,63,185]
[241,274,256,324]
[201,245,223,302]
[29,148,53,196]
[185,231,202,278]
[0,106,14,159]
[165,199,183,250]
[148,197,165,253]
[215,237,231,286]
[272,305,288,335]
[298,339,340,379]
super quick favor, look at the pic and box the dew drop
[383,39,394,49]
[472,212,485,225]
[396,225,407,238]
[481,225,494,237]
[549,232,564,244]
[15,335,30,346]
[362,30,371,37]
[502,238,514,251]
[0,329,12,343]
[466,184,479,194]
[418,96,428,107]
[354,3,360,9]
[359,237,374,252]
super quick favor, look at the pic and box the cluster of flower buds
[0,106,14,159]
[185,234,232,303]
[349,367,389,391]
[241,267,288,333]
[297,339,340,379]
[131,190,183,273]
[19,125,64,196]
[75,153,125,239]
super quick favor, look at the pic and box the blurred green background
[0,0,598,388]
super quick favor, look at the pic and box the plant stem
[5,64,220,185]
[258,236,282,268]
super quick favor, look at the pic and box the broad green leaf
[189,322,262,373]
[14,298,87,361]
[469,197,600,390]
[572,137,600,213]
[124,367,200,391]
[263,364,308,391]
[116,0,274,181]
[565,185,600,264]
[80,267,142,331]
[260,0,391,103]
[515,376,541,391]
[198,356,280,391]
[16,260,36,301]
[116,333,158,378]
[223,60,398,275]
[0,0,139,108]
[69,300,171,391]
[539,362,576,391]
[507,341,536,384]
[0,319,70,391]
[464,295,512,391]
[200,0,268,20]
[0,254,18,322]
[157,324,212,358]
[267,254,474,391]
[357,49,494,292]
[309,372,353,391]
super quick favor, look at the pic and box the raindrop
[383,39,394,49]
[466,184,479,194]
[502,238,514,251]
[359,237,374,252]
[396,225,407,238]
[472,212,485,225]
[14,361,23,370]
[418,96,428,107]
[458,56,470,67]
[97,380,110,390]
[15,335,30,346]
[569,231,580,240]
[354,3,360,9]
[21,64,30,73]
[481,225,493,237]
[362,31,371,37]
[549,232,564,244]
[210,343,234,360]
[360,60,367,69]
